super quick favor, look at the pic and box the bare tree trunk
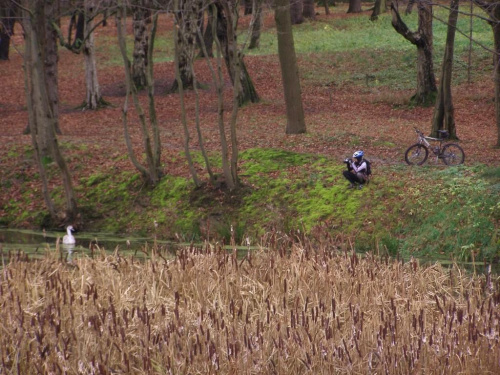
[146,13,162,178]
[194,11,222,187]
[243,0,252,15]
[347,0,362,13]
[210,2,239,190]
[132,0,150,89]
[169,0,200,93]
[370,0,386,21]
[431,0,459,139]
[414,1,436,105]
[48,3,109,111]
[215,1,259,106]
[117,1,162,186]
[44,0,61,135]
[0,6,15,60]
[275,0,306,134]
[290,0,304,25]
[22,8,61,138]
[197,7,214,58]
[173,0,201,187]
[248,0,263,49]
[390,2,436,106]
[473,0,500,147]
[194,7,205,56]
[83,0,104,109]
[303,0,316,20]
[23,19,56,220]
[493,19,500,147]
[22,0,79,224]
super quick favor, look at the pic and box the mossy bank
[1,145,499,263]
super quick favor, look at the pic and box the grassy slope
[0,5,499,261]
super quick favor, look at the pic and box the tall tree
[214,1,240,190]
[322,0,331,16]
[168,0,200,93]
[248,0,263,49]
[215,0,259,106]
[132,0,151,90]
[370,0,387,21]
[0,2,15,60]
[23,0,61,141]
[193,3,242,190]
[173,0,201,187]
[303,0,316,20]
[51,1,108,110]
[117,0,163,186]
[290,0,304,24]
[431,0,459,139]
[275,0,306,134]
[474,0,500,147]
[83,0,105,109]
[243,0,253,15]
[391,1,437,106]
[21,0,79,224]
[347,0,362,13]
[197,6,215,57]
[44,0,61,135]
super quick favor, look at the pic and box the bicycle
[405,127,465,166]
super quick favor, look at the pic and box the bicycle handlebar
[414,127,424,136]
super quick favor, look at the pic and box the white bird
[63,225,76,245]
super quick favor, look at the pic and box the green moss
[2,140,497,263]
[235,149,396,238]
[85,173,108,187]
[240,148,314,174]
[151,176,192,207]
[398,166,499,261]
[7,149,19,158]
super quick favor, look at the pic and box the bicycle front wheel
[405,144,429,165]
[441,143,465,166]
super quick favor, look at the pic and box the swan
[63,225,76,245]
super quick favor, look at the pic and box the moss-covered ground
[2,145,498,262]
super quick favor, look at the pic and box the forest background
[0,0,499,263]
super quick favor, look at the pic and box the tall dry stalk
[1,236,499,374]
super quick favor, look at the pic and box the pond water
[0,228,257,264]
[0,228,497,275]
[0,228,175,263]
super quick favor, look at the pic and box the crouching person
[343,150,368,189]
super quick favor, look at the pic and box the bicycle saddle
[437,130,449,139]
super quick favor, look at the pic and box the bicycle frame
[415,129,444,158]
[406,127,465,166]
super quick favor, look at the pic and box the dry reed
[1,234,499,374]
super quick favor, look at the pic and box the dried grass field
[1,236,499,374]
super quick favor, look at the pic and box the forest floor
[2,8,498,163]
[0,7,499,250]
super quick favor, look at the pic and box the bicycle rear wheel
[405,144,429,165]
[441,143,465,166]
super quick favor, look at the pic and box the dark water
[0,228,256,264]
[0,229,497,275]
[0,228,173,262]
